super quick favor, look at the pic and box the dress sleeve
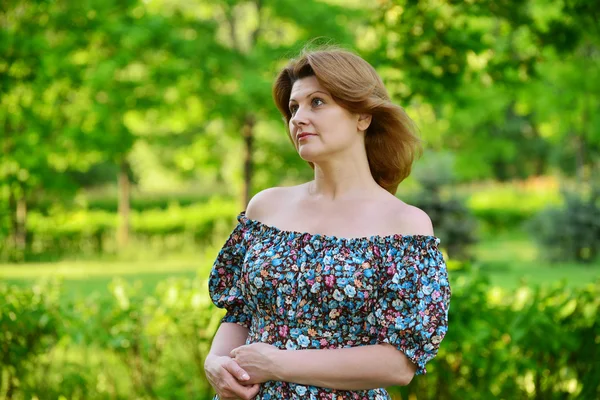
[208,220,252,329]
[375,237,451,375]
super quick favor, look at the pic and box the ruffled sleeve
[208,216,252,329]
[375,236,451,375]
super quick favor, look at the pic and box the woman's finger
[224,358,250,382]
[221,379,259,400]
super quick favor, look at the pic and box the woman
[205,46,451,400]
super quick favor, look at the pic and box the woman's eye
[289,98,323,115]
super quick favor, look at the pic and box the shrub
[466,180,561,232]
[3,197,239,261]
[3,274,600,399]
[85,278,220,398]
[527,182,600,263]
[392,273,600,399]
[0,280,64,398]
[410,152,479,262]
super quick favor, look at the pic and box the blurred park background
[1,0,599,399]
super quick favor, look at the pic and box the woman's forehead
[290,76,329,101]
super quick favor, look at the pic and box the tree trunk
[8,189,26,261]
[8,190,16,251]
[242,115,255,210]
[574,133,585,184]
[15,195,27,253]
[530,123,547,176]
[117,158,130,248]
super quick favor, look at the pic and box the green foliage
[0,276,223,399]
[2,274,599,399]
[466,179,562,232]
[392,273,600,399]
[361,0,600,183]
[86,278,220,398]
[24,209,116,260]
[1,198,239,261]
[410,153,479,262]
[3,0,600,260]
[0,280,63,398]
[86,193,215,213]
[527,182,600,263]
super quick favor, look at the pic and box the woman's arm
[207,322,250,359]
[232,342,415,390]
[270,343,415,390]
[205,323,261,400]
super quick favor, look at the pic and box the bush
[394,273,600,399]
[0,280,63,398]
[527,182,600,263]
[416,194,479,262]
[30,191,218,214]
[1,276,223,399]
[410,152,479,262]
[26,209,117,259]
[467,181,562,233]
[85,278,220,398]
[1,197,240,261]
[2,274,599,399]
[85,192,214,213]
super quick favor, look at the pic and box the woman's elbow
[383,347,417,386]
[385,368,414,387]
[400,369,416,386]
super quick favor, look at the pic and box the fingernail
[242,373,249,380]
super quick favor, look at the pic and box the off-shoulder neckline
[237,211,440,245]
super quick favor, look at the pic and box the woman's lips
[298,133,316,141]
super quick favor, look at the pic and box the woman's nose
[291,107,309,127]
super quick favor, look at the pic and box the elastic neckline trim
[237,211,440,245]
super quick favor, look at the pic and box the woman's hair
[272,46,422,195]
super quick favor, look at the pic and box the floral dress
[208,211,451,400]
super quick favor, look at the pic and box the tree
[361,0,600,182]
[1,1,98,259]
[1,0,228,255]
[167,0,361,208]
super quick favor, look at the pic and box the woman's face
[288,76,365,162]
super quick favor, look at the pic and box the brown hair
[272,46,422,194]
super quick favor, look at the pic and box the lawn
[1,229,599,301]
[473,229,600,289]
[0,258,200,303]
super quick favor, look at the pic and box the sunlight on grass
[474,229,600,289]
[2,228,598,295]
[0,259,200,279]
[475,231,539,263]
[0,256,213,304]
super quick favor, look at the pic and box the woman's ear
[357,113,372,131]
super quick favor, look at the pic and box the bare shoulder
[389,201,435,236]
[245,186,293,221]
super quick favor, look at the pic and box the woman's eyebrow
[289,90,329,103]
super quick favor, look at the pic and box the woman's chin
[298,148,324,163]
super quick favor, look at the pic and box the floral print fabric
[209,211,451,399]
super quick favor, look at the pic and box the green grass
[1,230,599,298]
[0,258,200,303]
[473,229,600,289]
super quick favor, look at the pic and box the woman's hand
[204,354,260,400]
[230,343,281,384]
